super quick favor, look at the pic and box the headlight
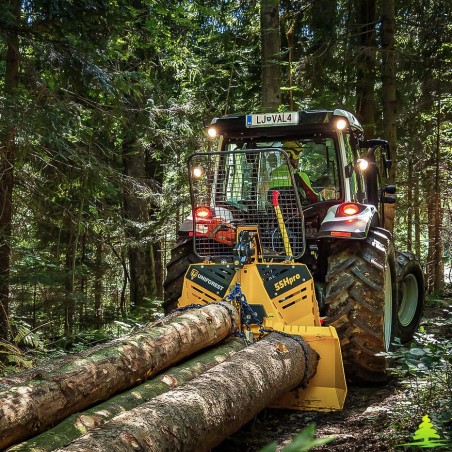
[207,127,218,138]
[357,158,369,171]
[336,119,348,130]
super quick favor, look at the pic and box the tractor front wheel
[396,251,425,343]
[324,228,398,384]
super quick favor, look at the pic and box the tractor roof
[209,109,363,139]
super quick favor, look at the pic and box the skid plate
[262,321,347,411]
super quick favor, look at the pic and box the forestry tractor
[163,109,425,411]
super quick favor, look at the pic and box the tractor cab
[181,109,394,248]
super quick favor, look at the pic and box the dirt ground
[215,383,402,451]
[214,295,451,452]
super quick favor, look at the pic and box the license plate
[246,112,299,127]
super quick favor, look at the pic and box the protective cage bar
[188,149,305,260]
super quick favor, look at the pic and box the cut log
[8,338,245,452]
[0,308,227,391]
[0,302,239,450]
[57,332,319,452]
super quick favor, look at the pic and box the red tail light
[336,203,362,217]
[194,206,213,221]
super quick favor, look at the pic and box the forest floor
[214,293,452,452]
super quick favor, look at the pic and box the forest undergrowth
[215,289,452,451]
[0,290,450,451]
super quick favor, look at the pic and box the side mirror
[384,196,397,204]
[345,162,354,178]
[359,138,389,149]
[385,185,396,194]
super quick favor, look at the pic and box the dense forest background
[0,1,450,358]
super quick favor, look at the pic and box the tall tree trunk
[122,137,153,310]
[94,239,103,329]
[380,0,397,232]
[407,158,413,252]
[78,230,87,331]
[355,0,376,139]
[413,164,421,258]
[64,215,76,336]
[150,243,159,297]
[120,247,129,318]
[340,0,354,105]
[426,167,435,293]
[432,96,444,292]
[281,7,302,111]
[261,0,282,110]
[0,0,20,340]
[145,149,164,297]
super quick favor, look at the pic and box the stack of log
[0,302,319,451]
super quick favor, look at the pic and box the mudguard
[317,203,379,239]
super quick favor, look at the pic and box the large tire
[324,228,398,384]
[396,251,425,343]
[163,238,201,314]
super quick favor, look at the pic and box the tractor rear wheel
[396,251,424,343]
[324,228,398,383]
[163,238,200,314]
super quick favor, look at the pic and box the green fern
[260,424,335,452]
[13,321,45,350]
[0,321,46,373]
[0,340,33,371]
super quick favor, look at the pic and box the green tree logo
[401,415,447,448]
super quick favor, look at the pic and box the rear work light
[336,203,363,217]
[194,206,213,221]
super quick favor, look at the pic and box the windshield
[223,137,340,206]
[190,149,305,259]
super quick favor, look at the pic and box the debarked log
[0,302,239,450]
[57,332,319,452]
[7,338,245,452]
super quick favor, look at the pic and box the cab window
[344,134,366,203]
[298,138,340,201]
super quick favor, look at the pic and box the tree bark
[122,136,154,309]
[94,239,104,328]
[63,214,76,336]
[432,96,444,292]
[261,0,282,110]
[407,157,413,252]
[426,169,435,293]
[426,107,444,294]
[0,0,20,340]
[380,0,397,232]
[281,6,303,111]
[355,0,376,139]
[0,303,239,450]
[145,148,164,298]
[413,161,421,258]
[8,338,245,452]
[56,333,319,452]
